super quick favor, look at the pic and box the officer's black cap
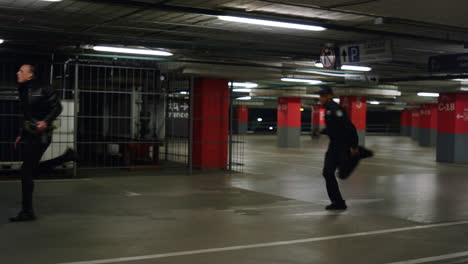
[318,86,334,95]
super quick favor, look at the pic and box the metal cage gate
[0,59,244,176]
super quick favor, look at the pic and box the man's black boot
[62,148,79,162]
[9,210,37,222]
[325,201,347,211]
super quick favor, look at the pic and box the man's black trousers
[20,133,51,212]
[323,144,350,204]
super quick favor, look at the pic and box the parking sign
[348,46,360,62]
[340,40,392,64]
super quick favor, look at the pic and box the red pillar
[192,78,229,169]
[277,97,301,148]
[418,104,438,147]
[236,105,248,134]
[400,110,411,136]
[410,108,420,141]
[311,104,325,136]
[437,93,468,163]
[340,96,367,145]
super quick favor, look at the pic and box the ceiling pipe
[381,74,468,83]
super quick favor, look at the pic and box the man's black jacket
[322,100,359,148]
[18,79,63,136]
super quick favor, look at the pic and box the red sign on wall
[438,93,468,134]
[419,104,438,129]
[411,108,420,128]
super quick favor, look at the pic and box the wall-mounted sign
[320,47,336,70]
[429,53,468,73]
[340,40,392,64]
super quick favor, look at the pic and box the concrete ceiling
[0,0,467,108]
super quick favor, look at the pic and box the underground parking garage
[1,1,468,263]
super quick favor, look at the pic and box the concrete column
[236,105,248,135]
[418,104,438,147]
[410,108,420,141]
[277,97,301,148]
[436,93,468,164]
[192,78,229,169]
[340,96,367,146]
[311,104,325,137]
[400,110,411,136]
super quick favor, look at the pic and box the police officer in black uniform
[10,64,63,222]
[315,87,359,210]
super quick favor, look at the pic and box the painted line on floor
[124,191,142,197]
[221,203,312,212]
[57,220,468,264]
[241,170,265,175]
[315,199,383,205]
[361,161,426,170]
[246,150,307,158]
[0,178,91,183]
[385,250,468,264]
[293,211,348,216]
[253,159,322,169]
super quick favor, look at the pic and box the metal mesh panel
[229,121,246,172]
[159,64,191,166]
[73,64,165,170]
[0,62,22,170]
[229,84,245,173]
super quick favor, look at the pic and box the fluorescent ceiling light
[233,88,252,93]
[301,70,347,77]
[93,46,173,56]
[369,101,380,105]
[0,39,4,44]
[417,92,439,97]
[281,78,322,84]
[237,96,252,100]
[341,65,372,72]
[218,16,326,31]
[179,91,189,95]
[229,82,258,88]
[453,79,468,82]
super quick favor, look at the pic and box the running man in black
[315,87,359,210]
[11,64,63,222]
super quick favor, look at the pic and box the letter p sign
[348,46,360,63]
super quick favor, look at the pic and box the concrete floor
[1,135,468,264]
